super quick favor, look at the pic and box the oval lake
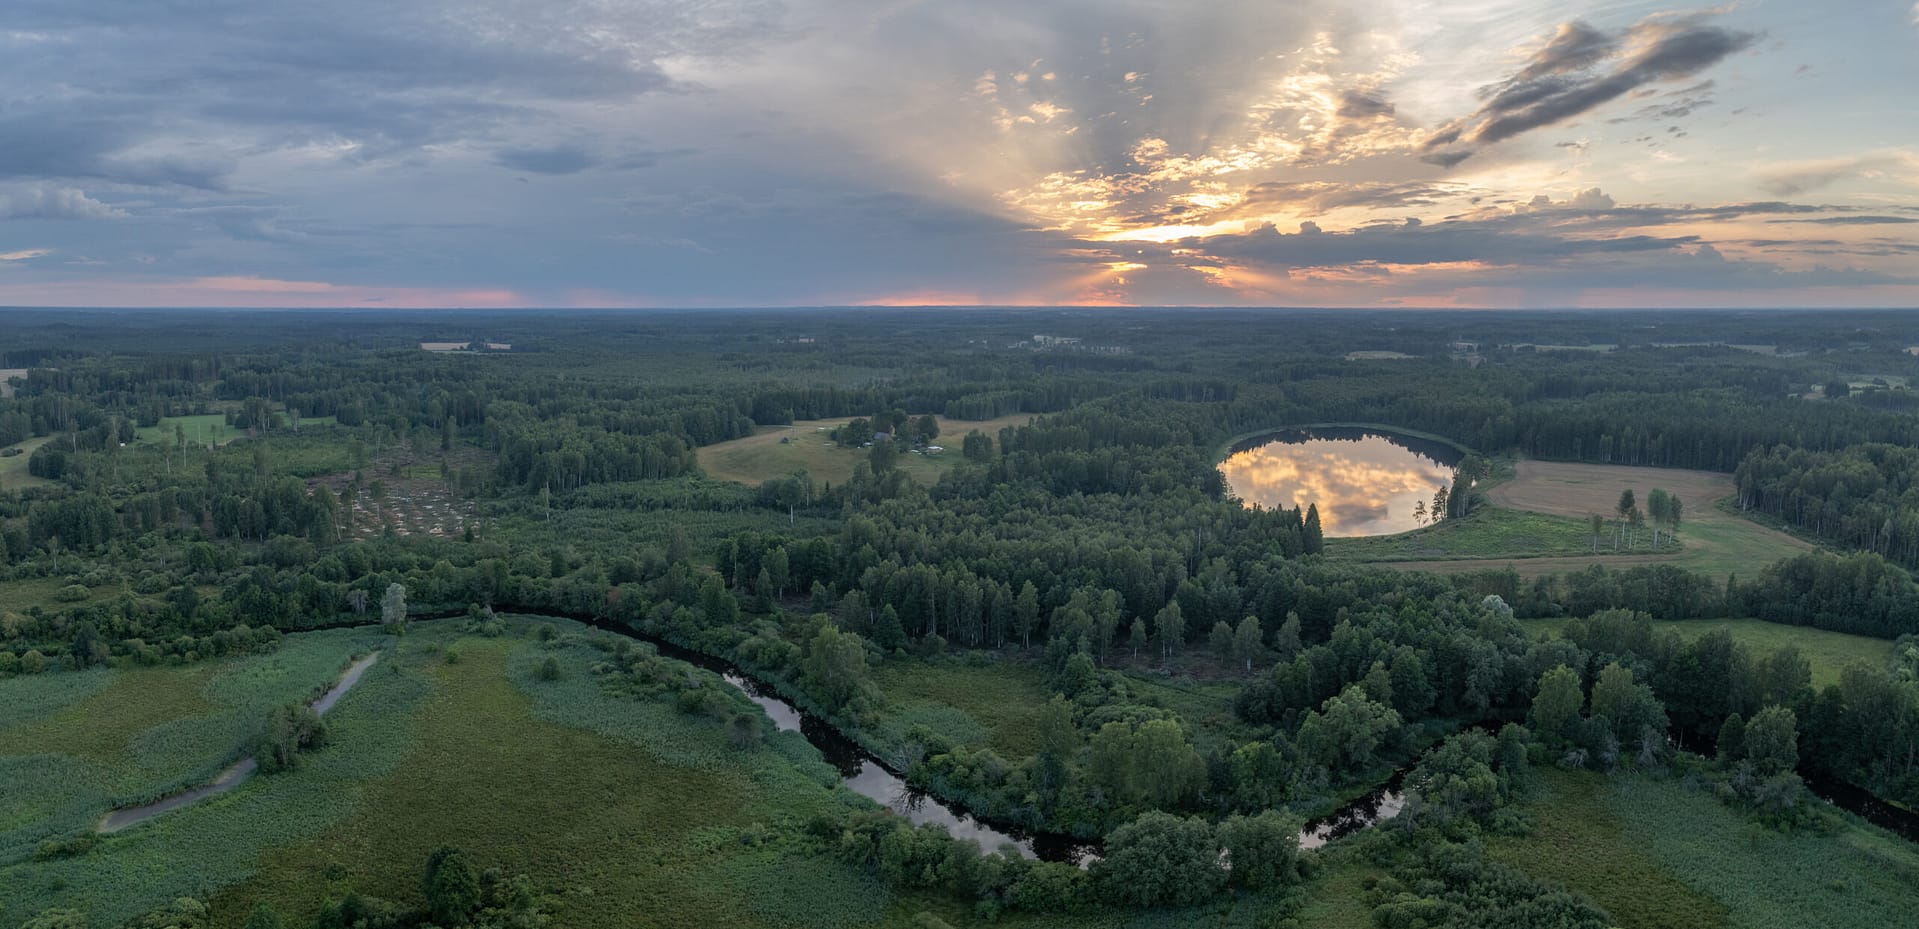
[1220,427,1462,537]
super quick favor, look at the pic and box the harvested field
[1382,461,1811,581]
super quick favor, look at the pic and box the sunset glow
[0,1,1913,307]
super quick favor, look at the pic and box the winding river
[584,616,1426,864]
[89,611,1919,858]
[600,622,1101,863]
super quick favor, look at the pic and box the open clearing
[1327,507,1619,563]
[1490,769,1919,929]
[0,368,27,397]
[1382,461,1810,581]
[5,616,1316,929]
[136,413,245,447]
[1520,617,1890,688]
[698,413,1034,486]
[0,434,55,490]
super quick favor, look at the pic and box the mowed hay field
[698,413,1034,486]
[1388,461,1811,581]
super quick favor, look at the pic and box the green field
[1376,461,1812,581]
[871,659,1054,760]
[869,655,1252,765]
[1490,770,1919,929]
[0,434,54,490]
[1519,617,1891,687]
[4,616,1369,929]
[0,576,117,612]
[0,630,386,871]
[1326,506,1623,562]
[136,413,245,447]
[698,414,1032,487]
[1488,771,1729,929]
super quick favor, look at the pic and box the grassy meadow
[1326,506,1619,563]
[1374,460,1810,581]
[4,615,1376,929]
[698,414,1033,486]
[0,434,54,490]
[1519,616,1892,687]
[0,630,386,868]
[1490,769,1919,929]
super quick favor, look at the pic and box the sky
[0,0,1915,309]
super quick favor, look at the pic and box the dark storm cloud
[0,0,783,183]
[1422,13,1755,165]
[1419,150,1475,168]
[1508,21,1618,83]
[1335,90,1395,119]
[495,146,600,175]
[1185,218,1696,270]
[0,115,231,189]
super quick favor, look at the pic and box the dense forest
[6,309,1919,929]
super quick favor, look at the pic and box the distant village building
[421,341,471,352]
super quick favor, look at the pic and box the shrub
[254,703,329,773]
[1093,811,1225,906]
[33,834,100,861]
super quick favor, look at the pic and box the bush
[33,834,100,861]
[254,703,329,773]
[537,656,562,681]
[1093,811,1225,907]
[54,584,91,602]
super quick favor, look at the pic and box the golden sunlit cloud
[1220,433,1455,535]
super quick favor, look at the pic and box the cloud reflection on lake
[1220,430,1458,537]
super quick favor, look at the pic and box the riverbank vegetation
[7,308,1919,926]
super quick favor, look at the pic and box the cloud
[495,146,598,175]
[0,0,1908,308]
[1422,13,1755,165]
[1236,181,1462,215]
[1755,153,1919,196]
[0,249,52,262]
[1775,215,1919,226]
[1182,216,1696,270]
[1336,90,1395,120]
[0,185,123,220]
[0,116,231,189]
[0,0,786,178]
